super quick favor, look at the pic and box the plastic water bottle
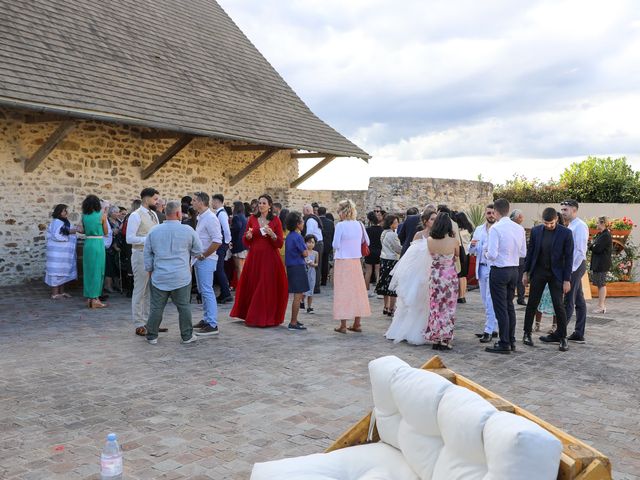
[100,433,123,479]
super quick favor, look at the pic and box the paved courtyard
[0,282,638,479]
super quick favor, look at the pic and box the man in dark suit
[317,206,335,286]
[398,205,435,257]
[522,207,574,351]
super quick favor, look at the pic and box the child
[284,211,309,330]
[303,235,319,313]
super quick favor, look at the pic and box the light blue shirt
[568,217,589,271]
[470,222,493,274]
[144,220,203,290]
[196,209,222,262]
[486,217,526,267]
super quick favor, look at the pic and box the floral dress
[424,253,458,343]
[537,285,555,315]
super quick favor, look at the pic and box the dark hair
[421,209,436,225]
[486,203,494,210]
[140,188,159,199]
[232,201,245,216]
[557,211,564,226]
[118,206,127,212]
[81,194,101,215]
[366,211,379,226]
[304,234,316,243]
[254,194,274,220]
[224,206,232,216]
[454,211,474,232]
[285,211,302,232]
[250,199,258,205]
[311,202,319,208]
[243,202,251,214]
[430,212,454,239]
[542,207,557,222]
[326,213,334,221]
[406,207,419,216]
[382,213,398,230]
[437,204,451,215]
[52,204,68,220]
[494,198,510,216]
[273,202,282,209]
[194,191,209,206]
[317,206,327,216]
[212,193,224,203]
[181,195,192,204]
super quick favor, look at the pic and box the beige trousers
[131,250,150,327]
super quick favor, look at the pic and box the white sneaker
[181,334,198,344]
[147,338,158,345]
[367,291,376,298]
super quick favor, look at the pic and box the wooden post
[141,134,195,180]
[23,120,76,173]
[228,147,279,186]
[289,155,337,188]
[229,144,275,151]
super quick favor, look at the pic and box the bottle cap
[107,433,117,441]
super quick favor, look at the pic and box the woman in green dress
[81,194,108,308]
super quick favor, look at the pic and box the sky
[218,0,640,190]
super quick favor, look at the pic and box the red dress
[230,215,288,327]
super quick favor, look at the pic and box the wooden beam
[141,134,195,180]
[229,144,276,152]
[139,130,182,140]
[23,120,76,173]
[289,155,336,188]
[24,113,72,124]
[291,152,331,159]
[228,147,279,186]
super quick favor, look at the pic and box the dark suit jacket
[398,215,421,257]
[589,229,612,272]
[525,224,574,283]
[319,216,335,250]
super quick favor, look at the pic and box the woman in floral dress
[425,212,460,350]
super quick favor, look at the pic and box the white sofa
[251,356,563,480]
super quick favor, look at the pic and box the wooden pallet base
[590,281,640,297]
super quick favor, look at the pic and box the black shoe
[313,288,321,295]
[567,332,585,343]
[432,343,443,350]
[306,307,314,314]
[99,295,109,302]
[475,333,484,338]
[522,333,534,347]
[457,298,466,304]
[517,299,527,306]
[559,338,569,351]
[511,343,517,352]
[479,333,492,343]
[485,343,511,354]
[216,295,233,304]
[195,325,219,336]
[492,332,498,338]
[288,323,307,331]
[299,301,305,309]
[193,320,207,329]
[539,334,561,344]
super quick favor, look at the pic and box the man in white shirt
[303,204,324,294]
[126,187,161,336]
[191,192,222,336]
[484,198,527,354]
[469,203,497,343]
[211,194,233,304]
[560,199,589,343]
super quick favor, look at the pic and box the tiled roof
[0,0,369,158]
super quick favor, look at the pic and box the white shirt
[305,217,323,242]
[568,217,589,271]
[196,209,222,262]
[470,223,493,273]
[380,229,402,260]
[126,206,158,245]
[103,221,112,249]
[215,207,232,244]
[333,220,369,259]
[486,217,526,267]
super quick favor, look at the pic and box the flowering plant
[586,216,635,231]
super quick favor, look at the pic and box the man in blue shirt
[144,201,203,345]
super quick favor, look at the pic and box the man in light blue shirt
[144,201,203,344]
[561,199,589,342]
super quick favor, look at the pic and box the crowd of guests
[44,190,613,349]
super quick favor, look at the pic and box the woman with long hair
[230,194,288,327]
[453,211,473,303]
[589,216,612,314]
[375,214,402,316]
[230,201,248,279]
[363,211,383,297]
[81,194,108,308]
[45,204,79,299]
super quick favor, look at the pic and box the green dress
[82,211,106,298]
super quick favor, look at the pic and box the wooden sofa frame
[326,356,611,480]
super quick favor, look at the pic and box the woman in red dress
[230,194,288,327]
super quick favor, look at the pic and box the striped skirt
[333,258,371,320]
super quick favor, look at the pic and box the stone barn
[0,0,369,285]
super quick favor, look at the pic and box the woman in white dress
[45,204,78,299]
[385,210,436,345]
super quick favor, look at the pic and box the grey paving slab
[0,282,638,479]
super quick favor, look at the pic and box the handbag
[359,222,370,257]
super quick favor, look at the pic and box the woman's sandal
[383,308,389,315]
[347,326,362,333]
[334,326,347,334]
[51,294,63,300]
[89,299,107,309]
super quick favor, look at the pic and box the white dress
[385,234,432,345]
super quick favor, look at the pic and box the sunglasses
[560,201,576,206]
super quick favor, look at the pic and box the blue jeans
[214,244,231,299]
[195,258,217,327]
[478,265,497,334]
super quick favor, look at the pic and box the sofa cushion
[368,356,411,449]
[431,386,496,479]
[250,442,419,480]
[482,411,562,480]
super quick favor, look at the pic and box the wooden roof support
[23,120,76,173]
[229,147,280,186]
[291,152,334,159]
[140,130,182,140]
[290,155,337,188]
[141,134,195,180]
[229,144,276,151]
[24,113,72,124]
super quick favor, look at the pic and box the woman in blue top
[284,211,309,331]
[230,201,248,278]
